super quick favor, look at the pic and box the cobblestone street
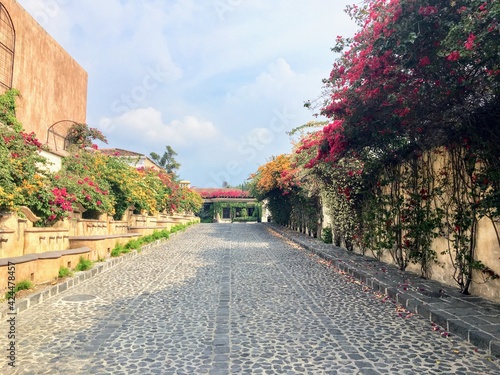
[2,223,500,374]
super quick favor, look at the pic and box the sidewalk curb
[268,224,500,358]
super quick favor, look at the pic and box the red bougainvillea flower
[464,33,476,50]
[21,132,43,149]
[418,6,438,16]
[196,189,250,199]
[418,56,431,67]
[446,51,461,61]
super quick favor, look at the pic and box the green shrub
[75,256,93,271]
[5,280,33,299]
[159,229,170,239]
[110,227,174,259]
[15,280,33,291]
[321,227,333,244]
[124,239,142,250]
[58,266,73,278]
[146,231,161,242]
[141,229,170,246]
[170,223,189,233]
[111,243,124,257]
[232,217,258,223]
[142,234,153,243]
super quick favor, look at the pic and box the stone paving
[268,224,500,358]
[1,223,500,374]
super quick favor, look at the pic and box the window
[0,4,14,91]
[222,207,230,219]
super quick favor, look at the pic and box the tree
[150,145,181,178]
[249,154,323,233]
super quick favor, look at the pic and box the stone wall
[317,150,500,302]
[367,215,500,302]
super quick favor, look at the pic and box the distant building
[192,188,264,223]
[99,148,162,170]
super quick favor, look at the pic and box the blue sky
[18,0,357,187]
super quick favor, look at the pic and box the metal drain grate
[62,294,97,302]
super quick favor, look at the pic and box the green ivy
[0,89,23,131]
[321,227,333,244]
[199,201,262,222]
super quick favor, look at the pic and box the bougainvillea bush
[310,0,499,293]
[0,89,202,226]
[249,154,296,226]
[307,0,500,164]
[196,189,250,199]
[66,122,107,150]
[0,118,47,212]
[255,0,500,294]
[0,90,54,220]
[63,153,202,220]
[178,188,203,214]
[248,153,324,235]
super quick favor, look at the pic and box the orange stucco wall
[2,0,87,149]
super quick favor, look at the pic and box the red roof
[99,148,144,157]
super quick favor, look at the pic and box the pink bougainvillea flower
[418,6,438,16]
[418,56,431,67]
[446,51,461,61]
[464,33,476,50]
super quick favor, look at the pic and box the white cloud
[227,58,300,104]
[161,115,219,145]
[100,108,218,147]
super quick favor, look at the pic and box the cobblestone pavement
[2,224,500,374]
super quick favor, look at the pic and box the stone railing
[0,207,200,290]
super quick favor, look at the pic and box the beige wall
[38,149,62,172]
[2,0,87,151]
[320,149,500,302]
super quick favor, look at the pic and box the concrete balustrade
[23,227,70,255]
[0,207,200,291]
